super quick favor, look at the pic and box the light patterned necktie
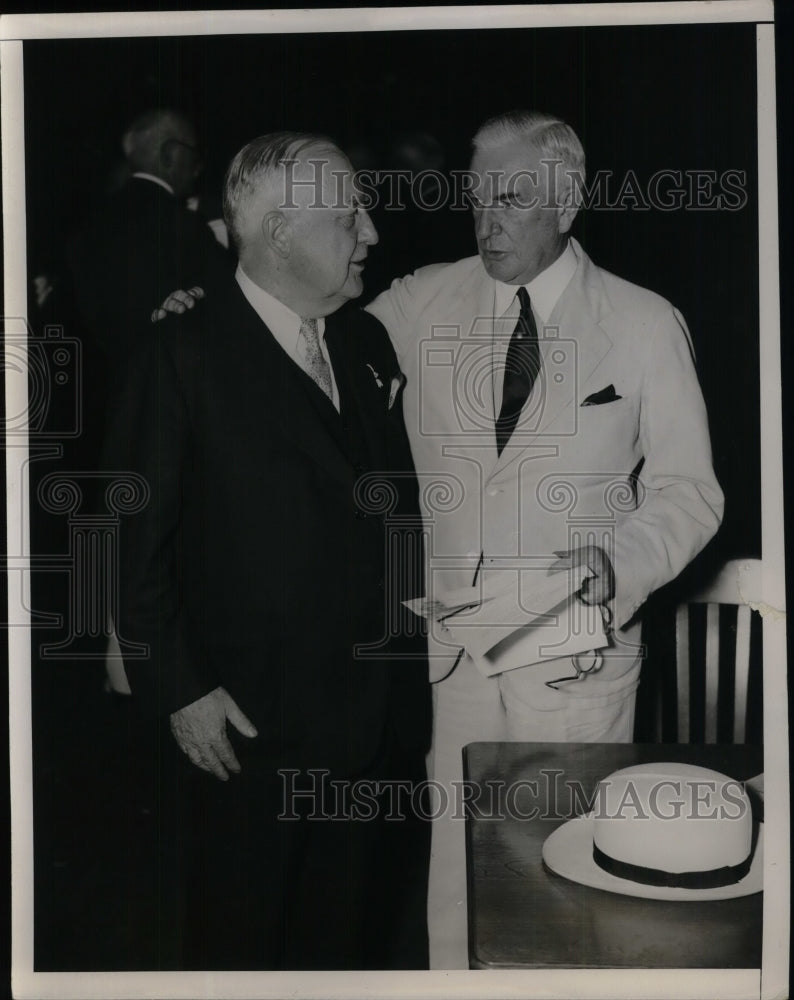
[298,316,333,400]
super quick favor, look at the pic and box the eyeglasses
[165,138,199,154]
[161,137,202,165]
[545,602,613,690]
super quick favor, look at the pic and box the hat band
[592,843,753,889]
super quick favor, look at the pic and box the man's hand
[169,685,257,780]
[151,285,205,323]
[548,544,616,606]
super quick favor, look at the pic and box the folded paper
[404,562,609,676]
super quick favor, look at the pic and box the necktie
[495,286,541,455]
[298,316,333,400]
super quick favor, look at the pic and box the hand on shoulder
[151,285,206,323]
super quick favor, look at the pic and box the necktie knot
[515,287,534,339]
[299,315,320,340]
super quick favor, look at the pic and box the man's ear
[557,173,580,235]
[262,211,290,256]
[121,130,135,159]
[158,139,177,174]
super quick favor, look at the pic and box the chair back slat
[704,603,720,743]
[733,603,752,743]
[675,604,690,742]
[653,669,664,743]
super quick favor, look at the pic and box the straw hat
[542,763,763,901]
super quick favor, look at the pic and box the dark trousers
[159,730,430,970]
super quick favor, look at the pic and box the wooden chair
[675,559,762,743]
[638,559,763,744]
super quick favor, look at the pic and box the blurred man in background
[68,108,230,366]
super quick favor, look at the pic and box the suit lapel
[290,344,351,461]
[441,271,502,478]
[558,239,615,391]
[472,274,500,431]
[325,308,389,464]
[228,283,355,487]
[279,358,354,484]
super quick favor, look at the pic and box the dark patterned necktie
[495,286,541,455]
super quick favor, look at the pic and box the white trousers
[425,651,641,969]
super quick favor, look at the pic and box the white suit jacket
[368,239,724,683]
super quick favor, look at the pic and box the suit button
[354,509,367,520]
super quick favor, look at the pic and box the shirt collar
[493,239,578,323]
[235,264,324,352]
[131,172,175,196]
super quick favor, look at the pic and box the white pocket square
[388,373,406,410]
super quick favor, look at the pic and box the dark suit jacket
[68,176,231,361]
[105,277,431,777]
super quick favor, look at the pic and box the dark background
[12,13,778,975]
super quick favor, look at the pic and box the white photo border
[2,3,787,999]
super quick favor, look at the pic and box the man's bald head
[121,109,201,198]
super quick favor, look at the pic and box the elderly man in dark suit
[104,132,431,970]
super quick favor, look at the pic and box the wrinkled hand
[151,285,205,323]
[548,544,615,606]
[169,686,257,780]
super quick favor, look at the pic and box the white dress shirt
[235,264,340,411]
[131,171,175,196]
[490,240,578,415]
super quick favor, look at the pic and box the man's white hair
[473,110,586,192]
[222,131,338,254]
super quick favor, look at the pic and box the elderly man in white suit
[367,110,724,967]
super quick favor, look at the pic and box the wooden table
[463,742,763,969]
